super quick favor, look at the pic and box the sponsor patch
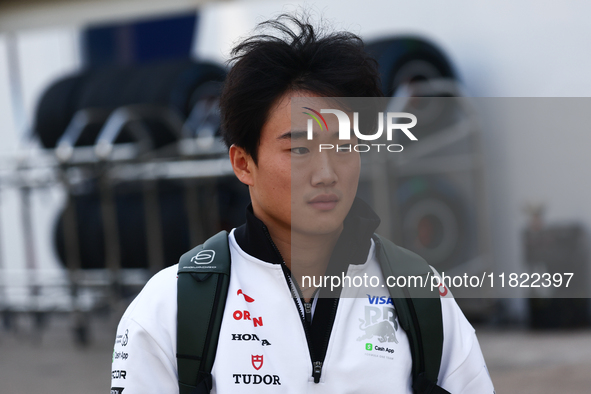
[367,294,394,305]
[233,374,281,385]
[232,310,263,327]
[115,329,129,346]
[113,350,129,361]
[251,355,263,370]
[231,333,271,346]
[237,289,255,302]
[357,301,399,344]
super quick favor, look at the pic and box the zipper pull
[304,302,312,324]
[313,361,323,383]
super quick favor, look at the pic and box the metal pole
[142,180,164,274]
[99,165,121,287]
[19,181,46,337]
[0,186,7,330]
[59,168,88,345]
[203,181,220,237]
[183,180,203,247]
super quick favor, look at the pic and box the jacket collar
[234,197,381,267]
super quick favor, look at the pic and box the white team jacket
[111,230,495,393]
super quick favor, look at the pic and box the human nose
[310,151,337,186]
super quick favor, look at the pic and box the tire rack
[392,81,492,282]
[0,103,233,344]
[359,80,496,315]
[0,85,496,340]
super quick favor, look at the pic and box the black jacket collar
[234,197,381,267]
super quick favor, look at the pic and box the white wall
[0,35,20,154]
[198,0,591,96]
[0,28,80,281]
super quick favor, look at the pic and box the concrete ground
[1,311,591,393]
[478,329,591,394]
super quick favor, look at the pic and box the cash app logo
[365,343,373,351]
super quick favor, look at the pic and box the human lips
[308,194,340,211]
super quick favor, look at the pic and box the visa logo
[367,295,394,305]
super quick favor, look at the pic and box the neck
[236,198,380,302]
[288,226,343,300]
[269,223,342,279]
[252,206,343,300]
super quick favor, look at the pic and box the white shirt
[111,230,495,394]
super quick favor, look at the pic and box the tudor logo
[233,374,281,385]
[252,355,263,370]
[191,250,215,264]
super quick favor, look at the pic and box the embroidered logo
[237,289,255,302]
[121,329,128,346]
[251,355,263,370]
[191,250,215,265]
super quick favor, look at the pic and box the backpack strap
[374,234,450,394]
[176,231,231,394]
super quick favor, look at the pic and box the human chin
[291,215,343,236]
[291,202,347,236]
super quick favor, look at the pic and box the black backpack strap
[374,234,450,394]
[413,373,453,394]
[177,231,231,394]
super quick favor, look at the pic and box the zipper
[317,298,338,380]
[304,301,312,324]
[303,287,321,324]
[261,224,329,384]
[282,264,322,382]
[313,361,323,383]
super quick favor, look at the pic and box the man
[111,14,495,393]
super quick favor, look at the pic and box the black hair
[219,13,383,163]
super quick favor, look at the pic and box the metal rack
[0,98,235,343]
[359,80,495,305]
[0,79,496,340]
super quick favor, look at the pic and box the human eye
[291,147,310,155]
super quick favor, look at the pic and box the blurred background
[1,0,591,393]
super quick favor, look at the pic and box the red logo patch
[237,289,255,303]
[251,355,263,370]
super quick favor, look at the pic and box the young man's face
[231,91,360,238]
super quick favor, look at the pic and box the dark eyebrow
[277,130,313,140]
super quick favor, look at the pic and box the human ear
[229,144,255,186]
